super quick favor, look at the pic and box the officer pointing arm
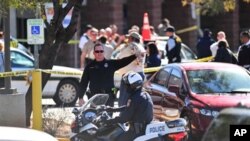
[78,43,137,106]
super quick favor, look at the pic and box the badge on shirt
[104,63,108,68]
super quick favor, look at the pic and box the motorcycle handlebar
[97,105,127,113]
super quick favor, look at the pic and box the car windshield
[187,69,250,94]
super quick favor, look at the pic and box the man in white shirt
[80,27,98,69]
[79,24,93,51]
[210,31,227,57]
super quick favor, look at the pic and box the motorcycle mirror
[72,107,80,115]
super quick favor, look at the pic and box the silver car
[155,39,197,65]
[10,48,82,106]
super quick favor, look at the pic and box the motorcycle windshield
[81,94,109,110]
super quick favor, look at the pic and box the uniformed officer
[78,43,137,106]
[165,26,182,63]
[237,30,250,70]
[100,71,153,141]
[117,32,146,107]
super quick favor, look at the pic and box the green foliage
[182,0,250,15]
[0,0,50,15]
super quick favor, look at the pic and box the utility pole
[0,8,17,94]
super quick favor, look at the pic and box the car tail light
[167,132,187,141]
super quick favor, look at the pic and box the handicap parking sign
[27,19,44,44]
[31,26,40,35]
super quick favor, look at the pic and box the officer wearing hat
[165,26,182,63]
[117,32,146,107]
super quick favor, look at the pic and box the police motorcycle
[70,93,188,141]
[70,94,125,141]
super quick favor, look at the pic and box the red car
[144,62,250,139]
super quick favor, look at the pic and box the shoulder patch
[176,36,182,43]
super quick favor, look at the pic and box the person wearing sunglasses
[78,43,138,107]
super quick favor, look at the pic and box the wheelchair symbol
[31,26,40,35]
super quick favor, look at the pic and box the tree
[182,0,250,15]
[0,0,83,126]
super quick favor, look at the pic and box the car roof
[165,62,242,71]
[10,47,34,61]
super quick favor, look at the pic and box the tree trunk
[25,0,83,126]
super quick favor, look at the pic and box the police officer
[165,26,182,63]
[237,30,250,70]
[101,71,153,141]
[117,32,146,107]
[78,43,137,107]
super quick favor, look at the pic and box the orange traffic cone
[141,12,152,41]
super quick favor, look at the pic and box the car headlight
[211,110,219,117]
[199,109,219,117]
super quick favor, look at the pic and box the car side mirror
[168,85,180,95]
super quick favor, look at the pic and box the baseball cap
[164,26,175,32]
[129,32,141,40]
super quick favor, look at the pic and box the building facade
[80,0,249,52]
[2,0,249,67]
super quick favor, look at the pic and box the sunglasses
[94,50,104,53]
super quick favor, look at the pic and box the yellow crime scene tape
[176,25,198,34]
[144,56,214,73]
[41,69,82,75]
[0,70,82,78]
[0,56,213,78]
[14,39,79,45]
[194,56,214,62]
[144,66,162,73]
[0,70,29,77]
[0,69,83,85]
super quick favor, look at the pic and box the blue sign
[31,26,40,35]
[27,19,44,44]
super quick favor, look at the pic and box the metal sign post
[27,19,44,130]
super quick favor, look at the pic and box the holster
[132,123,146,135]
